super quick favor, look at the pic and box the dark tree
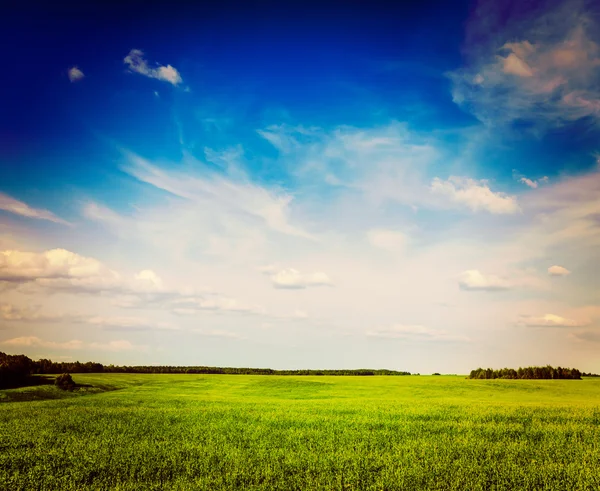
[55,373,75,390]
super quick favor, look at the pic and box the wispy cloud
[366,324,469,342]
[449,0,600,129]
[118,151,315,241]
[124,49,182,86]
[1,336,147,352]
[269,268,333,290]
[0,193,70,225]
[517,313,587,327]
[0,303,177,331]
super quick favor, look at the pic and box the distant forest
[0,351,411,388]
[3,352,598,389]
[468,366,588,380]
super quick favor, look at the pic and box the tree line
[468,366,583,380]
[1,351,411,387]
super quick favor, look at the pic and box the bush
[55,373,75,390]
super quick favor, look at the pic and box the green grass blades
[2,374,600,490]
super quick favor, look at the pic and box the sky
[1,0,600,373]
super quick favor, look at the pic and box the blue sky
[1,0,600,372]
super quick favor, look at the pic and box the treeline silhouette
[469,366,582,380]
[1,351,410,387]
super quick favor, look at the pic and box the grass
[1,374,600,490]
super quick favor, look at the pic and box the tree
[55,373,75,390]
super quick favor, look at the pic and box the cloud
[270,268,333,289]
[367,229,406,252]
[430,177,520,214]
[168,295,266,316]
[190,329,243,339]
[569,331,600,343]
[0,247,269,318]
[458,270,513,291]
[120,152,315,240]
[513,170,549,189]
[517,313,587,327]
[0,193,70,225]
[67,66,84,83]
[548,265,571,276]
[0,248,117,284]
[520,178,538,189]
[366,324,469,342]
[449,0,600,129]
[1,336,146,352]
[84,316,177,332]
[0,304,177,331]
[0,304,70,322]
[123,49,182,86]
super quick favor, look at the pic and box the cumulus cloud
[124,49,182,86]
[548,265,571,276]
[430,177,520,214]
[0,248,116,284]
[270,268,333,289]
[366,324,469,342]
[1,336,146,351]
[0,193,70,225]
[517,313,587,327]
[67,66,84,82]
[0,247,270,320]
[450,0,600,129]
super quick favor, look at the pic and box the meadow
[1,374,600,490]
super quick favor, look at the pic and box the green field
[1,374,600,490]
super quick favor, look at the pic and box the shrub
[55,373,75,390]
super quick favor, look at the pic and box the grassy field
[1,374,600,490]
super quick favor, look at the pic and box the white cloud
[0,248,116,284]
[191,329,243,339]
[548,265,571,276]
[458,270,513,291]
[270,268,333,289]
[450,0,600,128]
[0,193,70,225]
[1,336,146,352]
[520,177,538,189]
[67,66,84,83]
[121,152,315,240]
[430,177,520,214]
[367,229,406,252]
[123,49,182,86]
[366,324,469,342]
[517,314,587,327]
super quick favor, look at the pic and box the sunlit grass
[2,374,600,490]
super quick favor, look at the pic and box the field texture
[1,374,600,490]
